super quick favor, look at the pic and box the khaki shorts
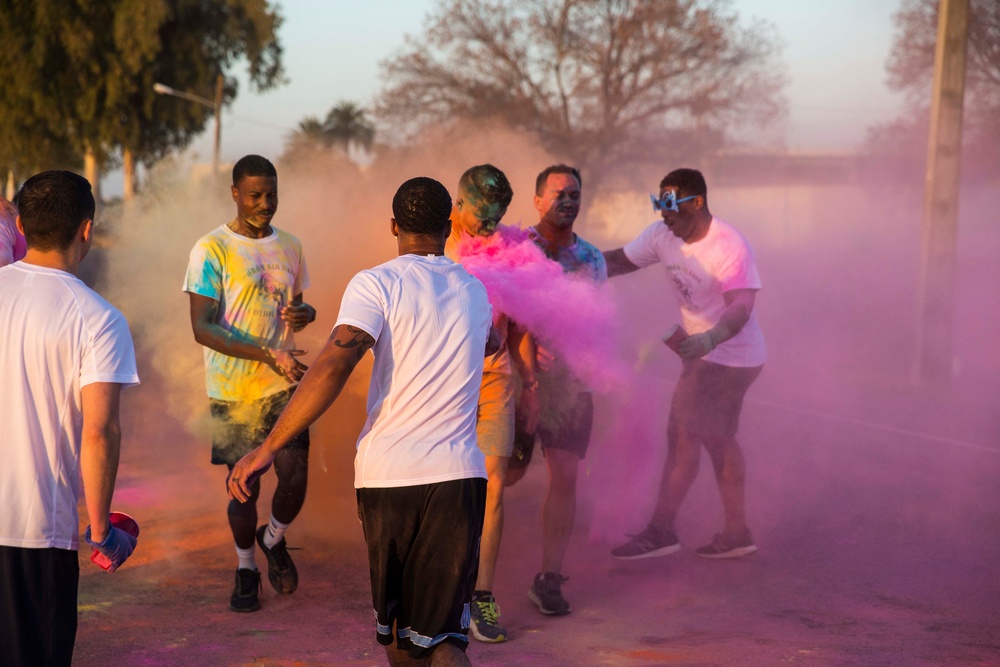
[475,372,516,458]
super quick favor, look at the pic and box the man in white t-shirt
[604,168,766,560]
[0,171,140,666]
[184,155,317,612]
[228,177,497,666]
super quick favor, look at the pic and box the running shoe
[611,525,682,560]
[528,572,571,616]
[256,524,299,594]
[470,594,507,642]
[695,530,758,558]
[230,568,261,612]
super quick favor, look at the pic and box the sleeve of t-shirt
[183,239,223,300]
[334,270,386,343]
[622,221,663,269]
[81,308,140,388]
[713,232,762,293]
[295,240,310,293]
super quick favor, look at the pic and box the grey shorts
[209,387,310,466]
[668,359,763,437]
[509,391,594,471]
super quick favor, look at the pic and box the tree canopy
[376,0,786,178]
[0,0,285,188]
[282,101,375,164]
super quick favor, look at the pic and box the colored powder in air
[454,225,630,392]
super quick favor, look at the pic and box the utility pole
[914,0,969,384]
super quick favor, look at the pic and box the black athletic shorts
[357,478,486,659]
[510,391,594,471]
[209,387,310,465]
[0,545,79,667]
[668,359,763,437]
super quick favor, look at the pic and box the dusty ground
[72,356,1000,667]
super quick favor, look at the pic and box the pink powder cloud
[455,225,630,392]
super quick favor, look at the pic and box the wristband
[523,379,539,391]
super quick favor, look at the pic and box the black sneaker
[528,572,570,616]
[470,594,507,643]
[611,525,681,560]
[230,568,261,612]
[256,524,298,594]
[695,530,757,559]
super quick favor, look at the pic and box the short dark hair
[535,164,581,196]
[16,171,95,252]
[393,177,452,235]
[233,155,277,186]
[660,168,707,198]
[458,164,513,209]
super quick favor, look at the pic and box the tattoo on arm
[332,325,375,360]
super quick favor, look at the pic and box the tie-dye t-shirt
[528,227,608,283]
[184,224,310,402]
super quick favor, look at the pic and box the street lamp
[153,74,224,174]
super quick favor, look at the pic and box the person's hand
[535,342,556,372]
[281,302,315,332]
[227,447,274,503]
[85,523,137,573]
[678,331,717,359]
[518,381,541,434]
[265,348,309,381]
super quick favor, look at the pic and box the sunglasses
[650,191,698,213]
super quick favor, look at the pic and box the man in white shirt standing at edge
[603,168,766,561]
[0,171,140,667]
[229,177,498,666]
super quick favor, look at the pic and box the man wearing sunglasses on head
[603,168,766,560]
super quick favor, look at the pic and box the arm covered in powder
[188,292,308,381]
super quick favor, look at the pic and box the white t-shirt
[335,254,491,488]
[624,217,767,367]
[183,224,310,402]
[0,263,139,550]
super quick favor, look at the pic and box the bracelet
[523,379,539,391]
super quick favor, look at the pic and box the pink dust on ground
[454,225,631,392]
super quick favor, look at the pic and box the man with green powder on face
[445,164,540,643]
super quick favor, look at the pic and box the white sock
[264,515,289,549]
[236,544,256,571]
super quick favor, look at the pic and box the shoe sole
[696,544,758,559]
[527,590,571,616]
[470,622,507,643]
[229,601,260,613]
[611,543,682,560]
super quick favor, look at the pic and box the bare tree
[376,0,785,178]
[872,0,999,175]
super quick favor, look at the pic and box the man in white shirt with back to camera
[229,176,499,666]
[603,167,766,561]
[0,171,140,667]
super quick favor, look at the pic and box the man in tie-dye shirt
[183,155,317,613]
[507,164,607,617]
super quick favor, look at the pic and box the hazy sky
[158,0,907,173]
